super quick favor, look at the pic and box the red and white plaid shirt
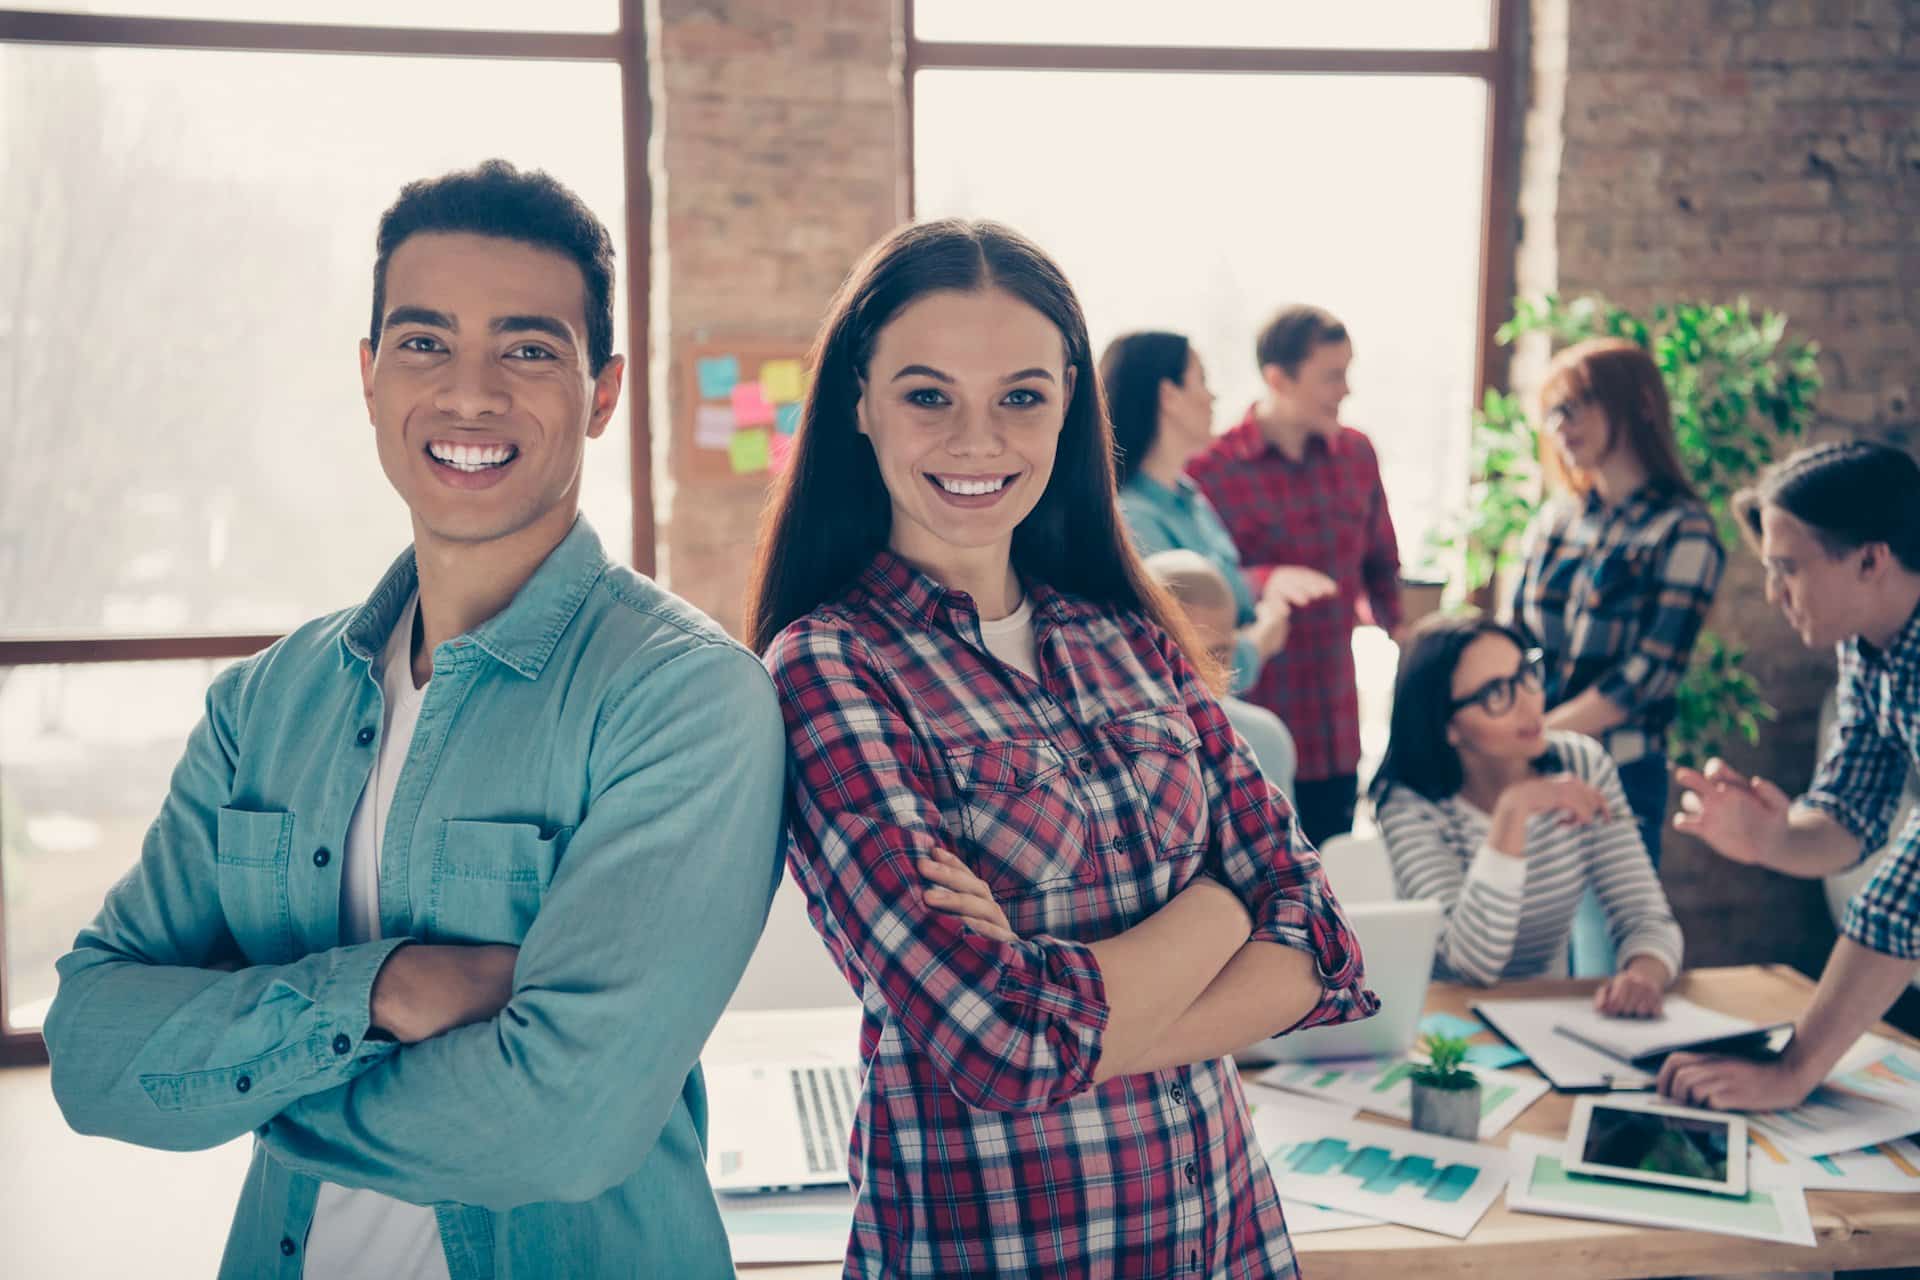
[765,551,1376,1278]
[1186,411,1403,782]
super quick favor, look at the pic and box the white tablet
[1563,1096,1748,1197]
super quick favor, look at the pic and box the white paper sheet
[719,1186,854,1264]
[1748,1034,1920,1158]
[1473,997,1660,1090]
[1257,1055,1551,1139]
[1506,1133,1816,1247]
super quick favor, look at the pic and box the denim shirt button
[235,1074,251,1094]
[312,848,331,868]
[332,1033,352,1056]
[356,726,376,746]
[279,1236,297,1256]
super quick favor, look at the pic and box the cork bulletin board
[677,340,812,485]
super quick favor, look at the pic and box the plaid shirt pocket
[1100,709,1211,863]
[947,739,1097,896]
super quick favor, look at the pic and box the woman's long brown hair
[1539,337,1696,500]
[743,218,1222,693]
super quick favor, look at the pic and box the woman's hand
[918,846,1019,943]
[1594,957,1668,1018]
[1501,775,1612,827]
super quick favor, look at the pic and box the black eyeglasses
[1450,649,1546,717]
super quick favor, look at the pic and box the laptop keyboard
[790,1064,860,1175]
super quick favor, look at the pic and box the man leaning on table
[1659,442,1920,1112]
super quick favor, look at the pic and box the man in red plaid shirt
[1187,306,1403,845]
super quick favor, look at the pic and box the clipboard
[1472,1000,1654,1092]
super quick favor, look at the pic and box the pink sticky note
[731,380,774,428]
[769,430,795,474]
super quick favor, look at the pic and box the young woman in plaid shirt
[1508,338,1726,976]
[745,219,1376,1278]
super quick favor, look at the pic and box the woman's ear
[854,376,871,438]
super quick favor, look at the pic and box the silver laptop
[706,1058,862,1191]
[1238,897,1445,1064]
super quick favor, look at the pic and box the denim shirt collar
[1123,471,1200,510]
[340,516,610,680]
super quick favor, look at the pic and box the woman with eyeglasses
[1371,612,1683,1014]
[1508,338,1724,978]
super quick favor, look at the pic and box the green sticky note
[728,428,771,474]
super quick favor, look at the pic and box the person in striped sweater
[1370,611,1683,1016]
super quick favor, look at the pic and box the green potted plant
[1409,1032,1481,1141]
[1429,294,1822,765]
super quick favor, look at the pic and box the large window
[0,5,651,1062]
[909,1,1520,796]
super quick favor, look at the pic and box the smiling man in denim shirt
[42,161,786,1279]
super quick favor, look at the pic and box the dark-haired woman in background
[1509,337,1725,977]
[1373,612,1682,1014]
[1102,330,1332,694]
[745,218,1374,1278]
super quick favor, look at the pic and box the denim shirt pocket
[214,807,296,962]
[427,819,570,945]
[1099,708,1210,863]
[945,739,1096,898]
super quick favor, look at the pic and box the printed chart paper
[1748,1128,1920,1194]
[1750,1034,1920,1158]
[1506,1133,1816,1247]
[1259,1055,1550,1139]
[1256,1111,1509,1238]
[719,1186,854,1264]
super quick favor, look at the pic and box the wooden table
[738,967,1920,1278]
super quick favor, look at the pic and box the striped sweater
[1375,731,1684,985]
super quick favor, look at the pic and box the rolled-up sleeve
[1842,816,1920,959]
[1802,654,1910,859]
[1146,623,1377,1031]
[768,618,1110,1114]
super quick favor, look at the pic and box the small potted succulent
[1409,1032,1482,1142]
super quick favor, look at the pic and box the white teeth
[937,475,1008,496]
[429,442,517,471]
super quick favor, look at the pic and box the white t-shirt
[977,596,1039,681]
[304,595,452,1280]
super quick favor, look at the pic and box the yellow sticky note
[728,428,771,475]
[760,359,804,404]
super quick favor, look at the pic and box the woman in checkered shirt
[743,219,1376,1278]
[1508,338,1726,978]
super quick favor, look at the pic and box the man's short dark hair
[370,159,616,375]
[1255,304,1347,377]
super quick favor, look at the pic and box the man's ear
[1858,540,1891,582]
[359,339,377,423]
[586,354,626,440]
[1260,362,1289,397]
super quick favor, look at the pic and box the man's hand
[1263,566,1339,610]
[1672,758,1792,868]
[1657,1050,1818,1112]
[369,943,519,1044]
[1247,597,1292,663]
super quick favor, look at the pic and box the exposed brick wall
[653,0,901,636]
[1520,0,1920,972]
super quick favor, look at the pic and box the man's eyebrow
[384,306,455,331]
[490,314,576,343]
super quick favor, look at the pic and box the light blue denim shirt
[44,518,786,1279]
[1117,473,1262,693]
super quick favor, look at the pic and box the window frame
[902,0,1523,451]
[0,2,654,1066]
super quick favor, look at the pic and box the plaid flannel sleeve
[1143,620,1378,1032]
[1592,510,1726,715]
[1356,444,1404,631]
[1801,653,1910,860]
[767,617,1110,1112]
[1841,812,1920,959]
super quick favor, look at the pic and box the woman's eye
[905,388,949,408]
[1003,388,1044,408]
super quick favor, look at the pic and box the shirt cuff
[1798,790,1881,857]
[1467,842,1528,896]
